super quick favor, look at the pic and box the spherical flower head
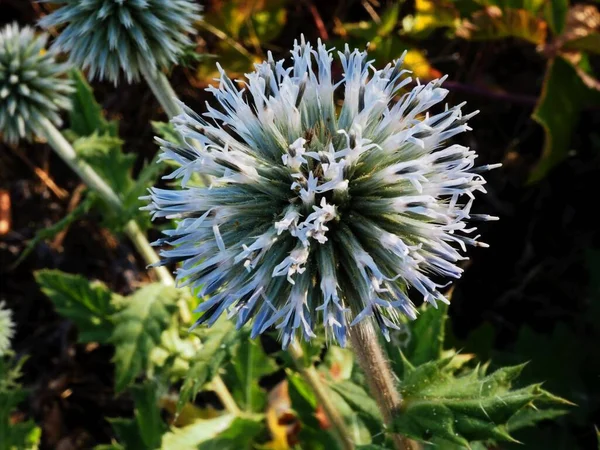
[144,38,500,348]
[0,23,73,145]
[0,301,15,356]
[39,0,202,84]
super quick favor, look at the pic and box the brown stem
[349,321,420,450]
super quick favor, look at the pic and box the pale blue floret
[0,23,73,144]
[39,0,202,84]
[144,38,499,348]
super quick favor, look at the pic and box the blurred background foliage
[1,0,600,449]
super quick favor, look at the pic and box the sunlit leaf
[177,319,237,411]
[197,416,264,450]
[35,269,115,343]
[110,284,179,392]
[161,414,236,449]
[392,358,570,446]
[130,381,167,449]
[403,0,459,37]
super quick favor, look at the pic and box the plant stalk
[288,341,355,450]
[139,59,182,119]
[38,117,240,416]
[348,321,417,450]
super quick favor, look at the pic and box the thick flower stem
[288,341,355,450]
[348,321,418,450]
[38,117,240,416]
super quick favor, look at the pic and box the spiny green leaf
[392,357,570,445]
[35,269,115,343]
[506,407,569,433]
[0,357,41,450]
[177,319,237,411]
[68,69,118,137]
[110,284,180,392]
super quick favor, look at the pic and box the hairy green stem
[38,117,240,416]
[348,321,418,450]
[288,341,355,450]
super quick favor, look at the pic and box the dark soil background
[1,0,599,449]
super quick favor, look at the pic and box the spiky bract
[145,39,499,348]
[0,23,72,145]
[39,0,202,84]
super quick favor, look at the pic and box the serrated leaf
[529,57,597,182]
[110,284,180,392]
[198,416,264,450]
[392,358,569,445]
[226,329,278,412]
[506,407,568,432]
[177,319,237,411]
[0,357,41,450]
[35,269,115,343]
[161,414,236,450]
[130,381,167,449]
[407,303,448,367]
[68,69,118,137]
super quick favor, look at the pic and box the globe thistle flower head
[39,0,202,84]
[0,23,73,145]
[0,301,15,356]
[144,38,499,348]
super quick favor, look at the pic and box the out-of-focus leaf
[404,49,443,80]
[529,57,596,182]
[0,357,41,450]
[130,381,167,449]
[161,414,236,450]
[456,7,547,44]
[108,418,145,450]
[544,0,569,34]
[226,329,278,412]
[12,194,96,269]
[198,416,264,450]
[68,69,117,137]
[322,347,353,382]
[392,358,570,446]
[558,5,600,54]
[110,283,179,392]
[403,0,459,37]
[329,380,382,438]
[406,303,448,367]
[159,395,221,427]
[152,121,183,145]
[35,269,115,343]
[177,319,237,411]
[378,4,400,37]
[287,371,339,450]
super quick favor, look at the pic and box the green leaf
[130,381,167,449]
[529,57,597,182]
[329,380,382,434]
[35,269,115,343]
[108,417,145,450]
[110,284,180,392]
[544,0,569,34]
[506,407,568,433]
[152,121,183,145]
[392,358,570,446]
[407,303,448,367]
[226,329,278,412]
[0,357,41,450]
[11,194,96,269]
[161,414,236,450]
[177,319,237,411]
[68,69,117,137]
[378,4,400,37]
[563,33,600,54]
[287,371,340,450]
[198,416,264,450]
[73,134,134,198]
